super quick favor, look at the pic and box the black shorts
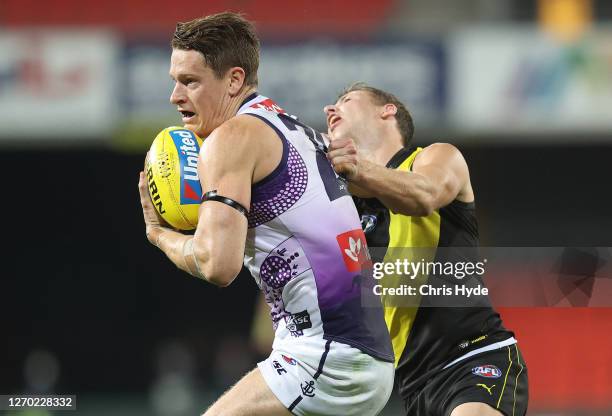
[403,344,529,416]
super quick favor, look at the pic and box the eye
[178,77,197,87]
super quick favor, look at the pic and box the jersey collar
[386,146,417,169]
[238,92,264,114]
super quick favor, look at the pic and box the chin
[332,128,349,140]
[183,123,202,137]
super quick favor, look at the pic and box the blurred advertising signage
[449,28,612,134]
[122,40,446,132]
[0,30,118,140]
[259,41,446,129]
[123,43,175,119]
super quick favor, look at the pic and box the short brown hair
[172,12,260,87]
[339,82,414,146]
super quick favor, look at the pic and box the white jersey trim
[442,337,517,370]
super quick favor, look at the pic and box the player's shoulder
[421,142,462,156]
[213,113,272,139]
[199,114,282,178]
[204,114,276,152]
[415,142,467,166]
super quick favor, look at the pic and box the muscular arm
[140,115,280,286]
[347,143,473,216]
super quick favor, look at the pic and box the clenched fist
[327,136,361,181]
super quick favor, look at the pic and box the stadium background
[2,0,611,415]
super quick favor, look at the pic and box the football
[145,126,203,230]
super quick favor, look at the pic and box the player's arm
[329,141,472,216]
[138,117,257,287]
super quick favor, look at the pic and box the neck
[355,127,404,167]
[200,87,258,137]
[375,142,404,166]
[225,86,257,119]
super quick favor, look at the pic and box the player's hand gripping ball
[145,126,203,230]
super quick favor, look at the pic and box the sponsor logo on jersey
[476,383,496,395]
[169,129,202,205]
[459,335,488,350]
[336,229,372,272]
[471,335,488,344]
[282,354,297,366]
[272,360,287,375]
[472,365,502,379]
[285,310,312,337]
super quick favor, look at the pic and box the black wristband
[201,190,249,217]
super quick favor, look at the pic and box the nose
[324,104,337,126]
[170,82,186,105]
[324,104,336,116]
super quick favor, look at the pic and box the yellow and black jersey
[354,146,514,400]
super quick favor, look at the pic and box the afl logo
[472,365,502,379]
[156,151,173,178]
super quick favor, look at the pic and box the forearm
[352,160,436,216]
[147,226,205,279]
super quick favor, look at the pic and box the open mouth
[329,115,341,130]
[180,110,196,120]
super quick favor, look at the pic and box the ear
[381,103,397,119]
[227,67,246,95]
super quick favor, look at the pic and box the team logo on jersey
[285,310,312,337]
[472,365,502,379]
[361,214,378,234]
[282,354,297,366]
[300,380,316,397]
[260,238,312,289]
[170,129,202,204]
[336,229,372,272]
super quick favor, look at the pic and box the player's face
[324,91,380,142]
[169,49,230,137]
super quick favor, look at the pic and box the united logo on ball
[145,126,203,230]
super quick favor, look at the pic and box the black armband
[201,190,249,218]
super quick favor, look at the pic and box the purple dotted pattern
[248,142,308,228]
[260,255,292,289]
